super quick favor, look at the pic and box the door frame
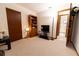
[56,8,70,38]
[58,14,69,37]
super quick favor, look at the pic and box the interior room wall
[72,13,79,54]
[0,3,37,38]
[71,3,79,55]
[37,16,53,37]
[37,3,70,38]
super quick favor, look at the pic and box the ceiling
[18,0,79,13]
[18,3,53,13]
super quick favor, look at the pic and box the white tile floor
[5,36,77,56]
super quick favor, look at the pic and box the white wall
[37,3,70,38]
[37,16,53,37]
[0,3,37,38]
[71,3,79,54]
[72,13,79,54]
[75,15,79,54]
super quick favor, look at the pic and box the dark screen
[41,25,49,32]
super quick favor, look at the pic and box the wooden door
[56,15,61,37]
[6,8,22,42]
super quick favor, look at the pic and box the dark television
[41,25,49,32]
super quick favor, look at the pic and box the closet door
[6,8,22,42]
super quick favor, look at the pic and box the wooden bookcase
[28,15,37,37]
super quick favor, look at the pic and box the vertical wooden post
[66,3,74,45]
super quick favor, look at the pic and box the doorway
[56,9,70,40]
[59,14,69,38]
[6,8,22,42]
[56,13,69,40]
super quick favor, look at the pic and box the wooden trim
[58,8,70,13]
[56,8,70,38]
[56,14,60,37]
[56,14,69,37]
[6,8,21,13]
[71,41,79,56]
[66,3,74,45]
[28,15,37,18]
[66,15,70,37]
[59,14,69,16]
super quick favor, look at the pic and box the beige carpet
[5,36,77,56]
